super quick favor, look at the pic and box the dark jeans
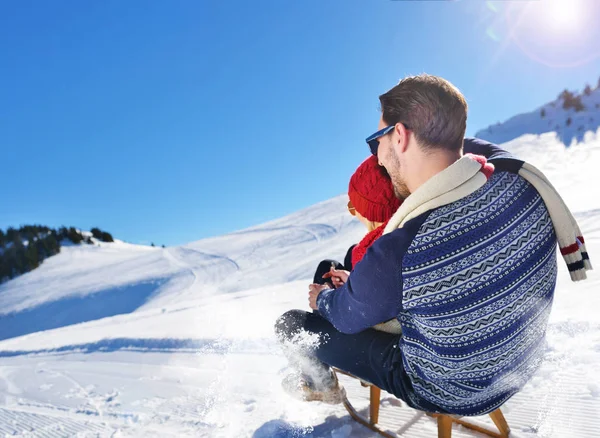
[274,309,438,411]
[312,259,345,286]
[312,245,355,286]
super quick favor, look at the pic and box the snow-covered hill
[1,132,600,437]
[475,86,600,146]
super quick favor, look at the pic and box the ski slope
[475,87,600,146]
[1,131,600,437]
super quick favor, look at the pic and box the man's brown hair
[379,74,467,153]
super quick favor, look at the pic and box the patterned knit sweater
[317,150,558,415]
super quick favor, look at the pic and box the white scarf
[383,155,491,234]
[518,162,592,281]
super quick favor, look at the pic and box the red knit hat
[348,156,402,223]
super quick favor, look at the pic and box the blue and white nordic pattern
[399,171,558,415]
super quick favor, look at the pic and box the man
[275,74,591,416]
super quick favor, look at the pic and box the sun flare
[498,0,600,67]
[536,0,584,33]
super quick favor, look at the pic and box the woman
[313,155,402,289]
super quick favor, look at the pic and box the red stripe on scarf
[560,242,580,255]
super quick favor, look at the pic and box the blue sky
[2,0,600,246]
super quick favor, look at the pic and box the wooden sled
[334,368,511,438]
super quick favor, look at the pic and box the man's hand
[322,268,350,288]
[308,283,330,310]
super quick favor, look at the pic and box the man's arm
[316,213,429,334]
[464,137,514,160]
[464,137,524,173]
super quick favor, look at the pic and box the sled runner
[333,368,511,438]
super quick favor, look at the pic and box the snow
[475,87,600,146]
[1,133,600,437]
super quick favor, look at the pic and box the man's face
[376,117,410,199]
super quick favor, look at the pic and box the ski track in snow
[0,407,112,437]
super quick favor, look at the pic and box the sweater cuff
[316,288,335,315]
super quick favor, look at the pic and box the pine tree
[566,117,572,126]
[58,226,68,241]
[4,247,16,279]
[584,84,592,96]
[67,227,83,244]
[49,233,60,255]
[36,238,48,261]
[24,241,38,270]
[541,108,546,118]
[562,91,585,112]
[91,227,114,242]
[151,242,155,247]
[100,231,114,243]
[6,227,19,244]
[0,255,8,282]
[559,89,573,101]
[13,241,26,275]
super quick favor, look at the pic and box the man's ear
[394,123,410,154]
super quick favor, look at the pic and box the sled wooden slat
[333,368,511,438]
[437,414,453,438]
[370,386,381,425]
[342,395,397,438]
[489,409,511,436]
[429,413,508,438]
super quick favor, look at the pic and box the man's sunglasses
[365,125,395,156]
[365,123,409,156]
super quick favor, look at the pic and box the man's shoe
[281,372,346,405]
